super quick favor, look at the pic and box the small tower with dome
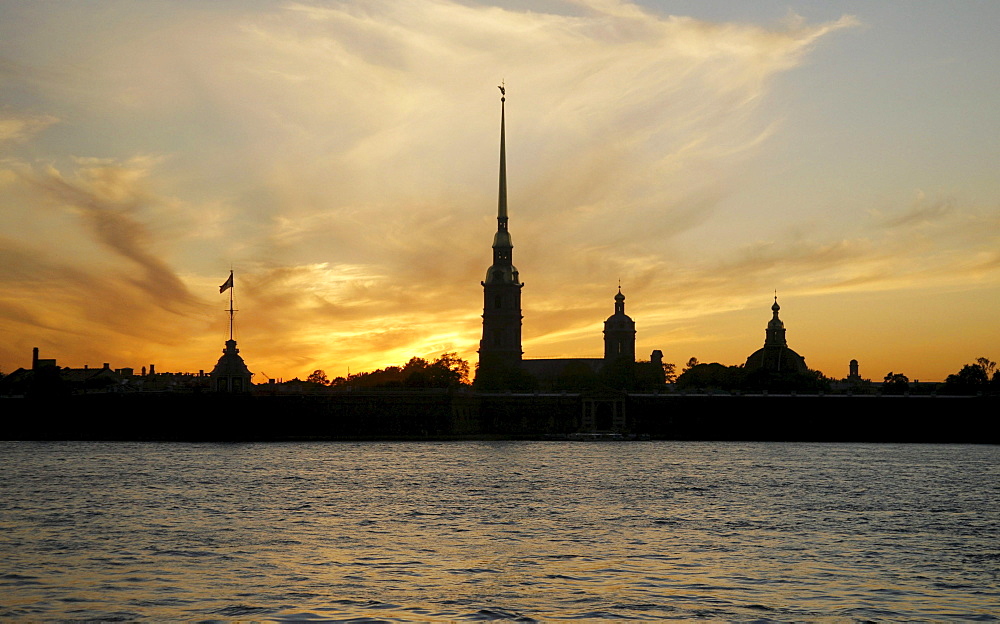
[603,287,636,364]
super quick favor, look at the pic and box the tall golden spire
[497,82,507,220]
[477,84,523,379]
[490,83,514,263]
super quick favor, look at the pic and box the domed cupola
[745,295,807,373]
[765,296,787,347]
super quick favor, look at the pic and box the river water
[1,441,997,622]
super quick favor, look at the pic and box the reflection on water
[1,441,998,621]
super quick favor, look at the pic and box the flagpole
[229,277,234,341]
[219,269,237,341]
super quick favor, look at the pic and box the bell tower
[603,287,636,364]
[477,86,523,376]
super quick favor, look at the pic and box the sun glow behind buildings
[1,1,998,382]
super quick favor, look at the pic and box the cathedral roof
[744,346,807,373]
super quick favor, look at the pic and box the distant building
[830,358,872,393]
[0,347,215,396]
[2,348,122,394]
[848,359,862,382]
[59,361,123,392]
[744,296,808,374]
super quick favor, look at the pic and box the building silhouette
[744,296,808,373]
[604,287,636,364]
[0,347,214,395]
[848,359,862,382]
[521,288,643,384]
[209,339,252,392]
[474,90,653,392]
[476,89,524,382]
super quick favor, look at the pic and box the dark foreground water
[1,441,997,622]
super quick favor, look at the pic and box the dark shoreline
[3,391,996,443]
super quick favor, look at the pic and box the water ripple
[1,441,998,621]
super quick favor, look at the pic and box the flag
[219,271,234,293]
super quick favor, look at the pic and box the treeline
[673,356,999,395]
[294,354,999,396]
[304,353,470,389]
[941,357,999,394]
[674,358,828,393]
[875,357,998,395]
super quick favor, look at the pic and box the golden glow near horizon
[1,1,998,382]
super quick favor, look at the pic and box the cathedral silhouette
[474,89,655,389]
[744,296,808,374]
[474,89,807,389]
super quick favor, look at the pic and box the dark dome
[744,346,807,373]
[210,340,252,377]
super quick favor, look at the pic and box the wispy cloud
[25,157,199,312]
[0,112,58,143]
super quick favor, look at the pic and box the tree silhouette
[334,353,472,389]
[662,362,677,384]
[675,363,744,392]
[882,371,910,394]
[428,352,470,387]
[975,357,996,378]
[633,359,675,390]
[944,359,993,394]
[306,369,329,385]
[675,362,829,393]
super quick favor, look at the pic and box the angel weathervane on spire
[498,81,505,101]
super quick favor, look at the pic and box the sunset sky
[2,0,998,383]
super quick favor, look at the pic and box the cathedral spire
[498,82,507,221]
[477,85,524,381]
[486,85,517,279]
